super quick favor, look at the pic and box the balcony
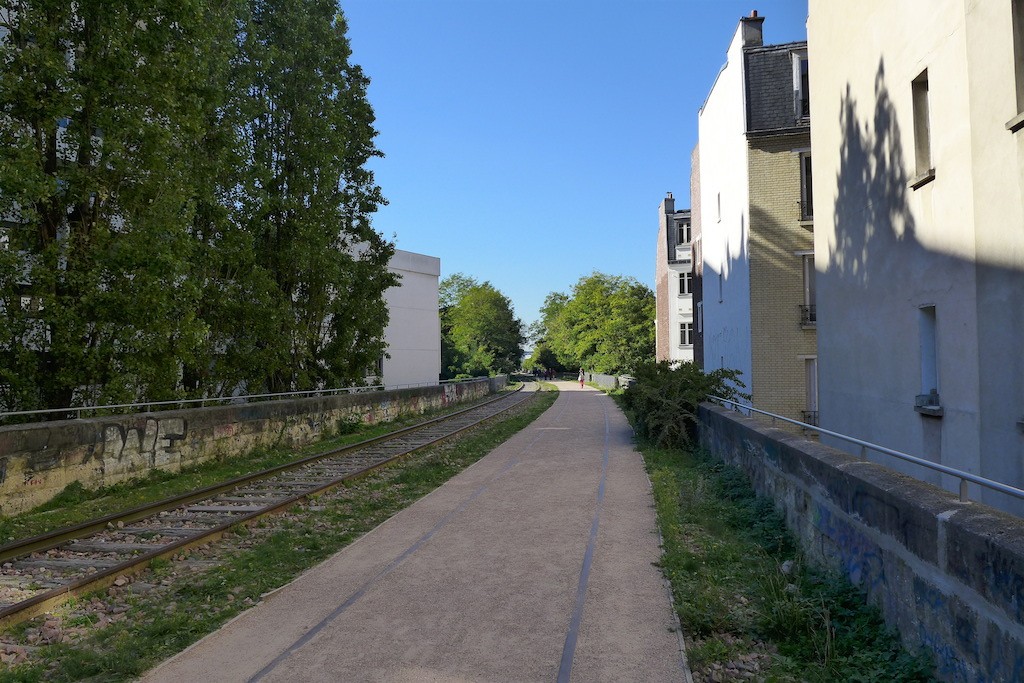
[799,304,816,328]
[800,199,813,222]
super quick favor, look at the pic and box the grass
[641,443,935,682]
[0,392,514,544]
[0,388,558,682]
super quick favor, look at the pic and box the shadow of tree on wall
[822,59,1024,517]
[828,60,918,286]
[820,59,950,489]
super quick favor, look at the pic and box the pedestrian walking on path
[143,385,691,683]
[578,368,585,388]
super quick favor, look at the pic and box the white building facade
[698,17,757,388]
[697,13,816,420]
[381,250,442,388]
[655,195,694,364]
[808,0,1024,511]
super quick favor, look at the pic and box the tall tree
[0,0,238,410]
[539,272,655,374]
[232,0,395,392]
[440,274,524,378]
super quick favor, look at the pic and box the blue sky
[343,0,809,328]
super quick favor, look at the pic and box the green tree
[0,0,238,410]
[440,274,524,379]
[0,0,397,412]
[538,272,655,374]
[232,0,396,392]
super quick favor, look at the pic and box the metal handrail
[707,395,1024,504]
[0,377,492,422]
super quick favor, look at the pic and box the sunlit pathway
[143,382,689,682]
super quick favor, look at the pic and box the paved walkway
[142,382,690,682]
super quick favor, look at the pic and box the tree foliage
[621,361,748,448]
[0,0,394,412]
[440,274,524,379]
[536,272,655,374]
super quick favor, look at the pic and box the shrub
[621,360,747,449]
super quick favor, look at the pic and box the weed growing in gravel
[641,444,934,682]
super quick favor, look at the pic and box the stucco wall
[700,403,1024,682]
[808,0,1023,513]
[382,250,442,387]
[698,21,753,387]
[0,378,502,516]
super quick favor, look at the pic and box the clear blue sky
[343,0,809,328]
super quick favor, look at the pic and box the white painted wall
[698,23,753,389]
[381,250,441,387]
[668,262,694,364]
[808,0,1024,511]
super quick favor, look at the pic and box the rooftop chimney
[739,9,764,47]
[664,192,675,214]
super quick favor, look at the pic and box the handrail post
[859,445,866,461]
[960,479,969,502]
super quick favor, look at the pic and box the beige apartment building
[808,1,1024,513]
[697,12,817,421]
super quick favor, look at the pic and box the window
[803,357,819,425]
[916,305,941,415]
[716,192,722,222]
[919,306,937,396]
[679,322,693,346]
[677,221,691,244]
[799,153,813,220]
[718,271,723,303]
[798,252,816,326]
[792,50,810,120]
[911,71,933,182]
[1012,0,1024,130]
[696,301,703,334]
[678,271,692,295]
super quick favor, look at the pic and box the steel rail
[708,395,1024,503]
[0,386,523,562]
[0,386,536,629]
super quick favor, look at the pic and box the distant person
[578,368,585,388]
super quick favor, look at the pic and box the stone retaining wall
[0,378,506,517]
[699,402,1024,682]
[584,372,634,391]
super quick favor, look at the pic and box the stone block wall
[699,402,1024,682]
[0,378,503,517]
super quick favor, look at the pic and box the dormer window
[792,50,810,121]
[677,221,691,244]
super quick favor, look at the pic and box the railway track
[0,384,538,629]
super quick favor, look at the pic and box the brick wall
[747,132,816,419]
[0,378,504,516]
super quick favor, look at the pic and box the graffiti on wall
[102,417,186,475]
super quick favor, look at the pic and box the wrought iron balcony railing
[801,410,819,426]
[800,199,813,221]
[799,304,816,327]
